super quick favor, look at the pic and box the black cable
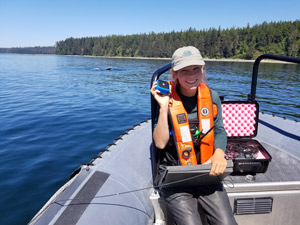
[28,171,234,224]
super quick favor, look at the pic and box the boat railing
[249,54,300,101]
[150,62,172,131]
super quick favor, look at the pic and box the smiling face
[172,65,204,97]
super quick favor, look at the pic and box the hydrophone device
[156,80,170,95]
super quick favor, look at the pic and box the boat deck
[30,114,300,225]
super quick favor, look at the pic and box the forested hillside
[56,20,300,59]
[0,46,55,54]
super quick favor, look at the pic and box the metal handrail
[249,54,300,101]
[150,62,172,130]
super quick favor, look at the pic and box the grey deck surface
[31,115,300,224]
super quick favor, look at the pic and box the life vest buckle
[182,147,193,159]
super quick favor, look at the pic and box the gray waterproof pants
[162,183,238,225]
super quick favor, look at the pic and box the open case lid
[222,101,259,139]
[161,160,233,188]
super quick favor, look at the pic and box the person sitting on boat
[150,46,237,225]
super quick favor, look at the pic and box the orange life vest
[168,82,215,165]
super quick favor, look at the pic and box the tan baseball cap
[172,46,205,71]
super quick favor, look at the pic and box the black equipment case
[222,100,272,174]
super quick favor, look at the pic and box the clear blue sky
[0,0,299,48]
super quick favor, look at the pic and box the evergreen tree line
[0,46,55,54]
[56,20,300,59]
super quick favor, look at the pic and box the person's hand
[150,81,170,110]
[204,148,227,176]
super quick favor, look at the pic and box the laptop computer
[161,160,233,188]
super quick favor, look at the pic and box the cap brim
[173,59,205,71]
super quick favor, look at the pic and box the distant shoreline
[1,52,293,64]
[65,54,294,64]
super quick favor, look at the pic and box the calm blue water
[0,54,299,225]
